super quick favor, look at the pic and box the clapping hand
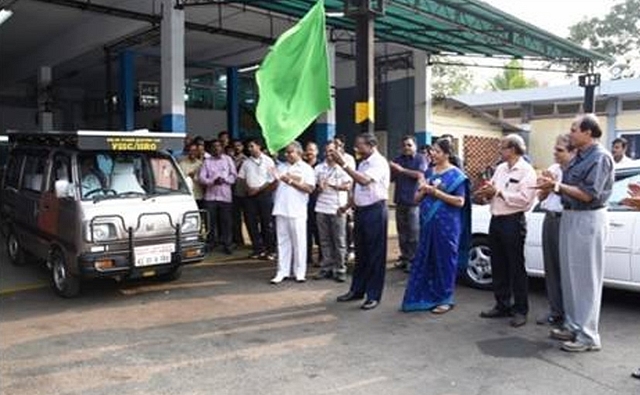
[474,182,496,200]
[279,173,291,184]
[535,175,555,192]
[621,182,640,210]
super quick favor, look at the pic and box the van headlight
[88,223,118,242]
[181,214,200,234]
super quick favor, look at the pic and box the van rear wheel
[49,249,81,298]
[6,229,26,266]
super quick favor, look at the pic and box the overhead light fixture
[238,64,259,73]
[326,11,345,18]
[0,9,13,26]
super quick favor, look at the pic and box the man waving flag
[256,0,331,154]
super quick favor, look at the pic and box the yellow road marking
[0,282,47,295]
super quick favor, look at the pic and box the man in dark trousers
[390,135,427,273]
[474,134,537,327]
[330,132,390,310]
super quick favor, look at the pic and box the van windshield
[78,151,189,201]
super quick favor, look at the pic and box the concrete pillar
[315,41,336,153]
[118,50,135,131]
[37,66,53,131]
[227,67,240,140]
[413,50,431,147]
[605,97,619,148]
[161,0,186,133]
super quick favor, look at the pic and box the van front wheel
[49,249,81,298]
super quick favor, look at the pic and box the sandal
[431,305,453,315]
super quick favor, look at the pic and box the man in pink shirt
[199,139,237,254]
[474,134,537,327]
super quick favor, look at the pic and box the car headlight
[181,214,200,234]
[88,223,118,242]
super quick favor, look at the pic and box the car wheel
[158,266,182,282]
[463,236,493,290]
[6,229,26,266]
[49,249,81,298]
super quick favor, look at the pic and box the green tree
[567,0,640,78]
[430,56,476,99]
[489,60,539,91]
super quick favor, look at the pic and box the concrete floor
[1,240,639,395]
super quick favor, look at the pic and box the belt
[563,205,605,211]
[546,211,562,218]
[355,200,386,212]
[492,211,524,219]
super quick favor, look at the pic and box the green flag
[256,0,331,153]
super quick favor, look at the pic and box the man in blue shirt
[390,135,428,272]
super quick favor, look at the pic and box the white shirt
[353,150,390,207]
[315,161,351,214]
[540,163,563,213]
[272,160,316,219]
[489,157,537,216]
[238,154,276,189]
[614,155,633,167]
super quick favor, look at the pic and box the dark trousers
[204,201,233,249]
[232,196,246,246]
[306,196,321,263]
[350,201,388,302]
[489,212,529,315]
[245,191,275,254]
[542,213,564,319]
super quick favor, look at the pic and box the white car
[466,161,640,292]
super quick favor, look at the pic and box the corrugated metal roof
[455,78,640,107]
[228,0,609,62]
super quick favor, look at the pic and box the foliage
[567,0,640,78]
[488,60,539,91]
[430,56,476,99]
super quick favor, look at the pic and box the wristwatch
[553,182,561,194]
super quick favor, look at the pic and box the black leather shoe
[510,313,527,327]
[336,291,364,302]
[479,307,513,318]
[361,300,379,310]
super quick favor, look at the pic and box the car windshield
[78,151,189,201]
[609,167,640,208]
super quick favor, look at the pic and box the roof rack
[6,130,185,152]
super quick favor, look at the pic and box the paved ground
[1,238,639,395]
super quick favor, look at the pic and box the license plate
[134,243,175,267]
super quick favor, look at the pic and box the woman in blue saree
[401,138,471,314]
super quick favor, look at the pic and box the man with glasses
[474,134,537,328]
[270,141,316,284]
[537,114,614,352]
[536,134,574,328]
[390,135,427,273]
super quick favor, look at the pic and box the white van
[1,130,207,297]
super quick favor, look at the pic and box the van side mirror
[55,180,74,199]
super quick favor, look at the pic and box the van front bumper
[76,241,206,279]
